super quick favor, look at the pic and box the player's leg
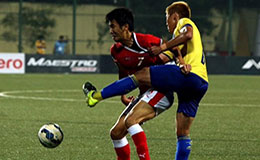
[175,112,194,160]
[98,65,182,100]
[110,116,130,160]
[110,97,142,160]
[174,93,198,160]
[100,67,151,99]
[174,76,208,160]
[82,67,151,107]
[125,100,155,160]
[125,100,156,127]
[83,65,181,107]
[125,89,173,160]
[125,89,173,127]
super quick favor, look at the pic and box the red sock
[112,137,130,160]
[114,144,130,160]
[128,124,150,160]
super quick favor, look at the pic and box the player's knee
[134,67,150,84]
[110,127,125,140]
[136,67,149,76]
[124,116,137,129]
[176,115,192,137]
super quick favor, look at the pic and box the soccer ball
[38,123,64,148]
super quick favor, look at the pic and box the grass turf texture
[0,74,259,160]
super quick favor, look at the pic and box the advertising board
[26,55,100,73]
[0,53,25,74]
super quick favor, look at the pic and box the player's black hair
[106,8,134,31]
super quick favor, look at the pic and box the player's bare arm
[172,47,192,74]
[121,95,134,106]
[150,25,193,55]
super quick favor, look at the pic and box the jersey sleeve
[135,33,162,48]
[163,51,174,60]
[174,18,193,51]
[145,34,162,47]
[110,43,124,62]
[178,18,192,30]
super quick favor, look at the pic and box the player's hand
[121,95,135,106]
[149,46,162,55]
[180,64,192,74]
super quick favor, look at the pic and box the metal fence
[0,0,260,56]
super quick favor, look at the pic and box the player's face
[166,13,177,34]
[108,20,125,42]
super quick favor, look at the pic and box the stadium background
[0,0,260,75]
[0,0,260,56]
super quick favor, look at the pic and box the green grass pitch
[0,74,260,160]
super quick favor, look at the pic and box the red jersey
[110,32,163,93]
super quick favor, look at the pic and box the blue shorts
[150,65,208,117]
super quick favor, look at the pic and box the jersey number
[137,57,144,66]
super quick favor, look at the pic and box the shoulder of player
[134,32,158,40]
[178,18,195,27]
[111,43,123,53]
[134,32,161,47]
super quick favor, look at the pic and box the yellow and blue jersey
[173,18,208,82]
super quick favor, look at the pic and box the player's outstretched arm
[150,25,193,55]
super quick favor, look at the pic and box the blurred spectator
[53,35,69,55]
[35,35,46,55]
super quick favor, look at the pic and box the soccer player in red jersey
[83,8,177,160]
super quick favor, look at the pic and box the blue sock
[175,136,191,160]
[101,75,138,99]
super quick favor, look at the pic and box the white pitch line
[0,90,259,108]
[200,103,260,108]
[1,94,82,102]
[1,89,79,94]
[0,90,119,103]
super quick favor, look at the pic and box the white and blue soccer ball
[38,123,64,148]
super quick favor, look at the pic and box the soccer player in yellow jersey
[150,1,208,82]
[83,1,208,159]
